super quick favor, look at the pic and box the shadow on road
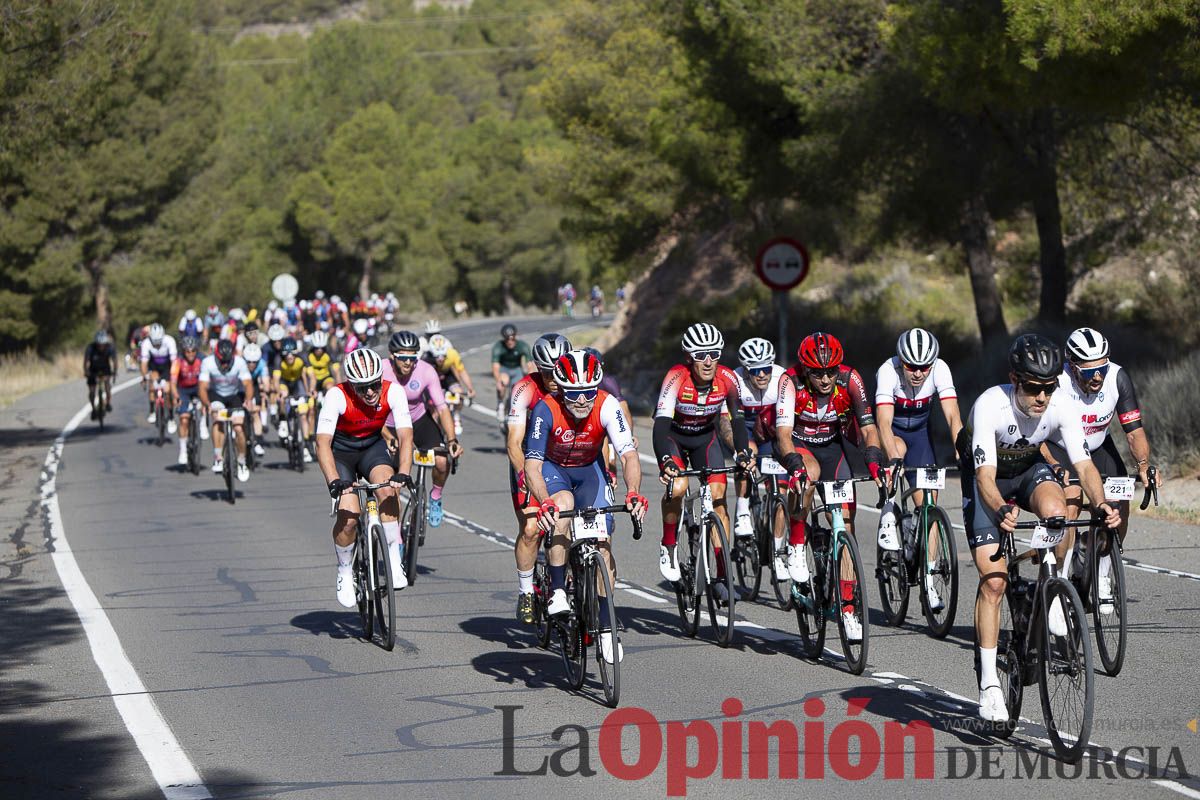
[290,609,364,641]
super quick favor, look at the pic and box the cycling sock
[979,646,999,688]
[430,485,443,501]
[335,543,354,569]
[736,496,749,517]
[840,579,856,604]
[789,518,806,546]
[383,520,402,548]
[517,568,534,594]
[661,521,678,548]
[549,564,567,592]
[774,534,785,553]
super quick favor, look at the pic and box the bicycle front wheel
[835,533,870,675]
[355,528,374,641]
[733,528,761,601]
[403,484,424,586]
[792,535,825,659]
[993,581,1023,739]
[1038,577,1093,763]
[921,505,959,639]
[591,556,621,707]
[1092,529,1127,676]
[875,539,909,627]
[224,431,236,504]
[673,523,702,638]
[559,568,587,690]
[770,497,794,610]
[533,559,552,649]
[704,512,736,648]
[370,523,397,652]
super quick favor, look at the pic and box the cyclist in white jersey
[199,340,254,483]
[731,337,786,542]
[959,334,1120,724]
[140,323,179,429]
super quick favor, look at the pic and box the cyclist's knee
[978,572,1006,601]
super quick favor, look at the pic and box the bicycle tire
[224,427,235,504]
[921,505,959,639]
[559,567,586,690]
[1092,529,1127,676]
[592,555,621,707]
[371,523,397,652]
[994,581,1022,739]
[673,521,702,638]
[290,413,305,473]
[187,410,200,475]
[875,538,909,627]
[704,512,736,647]
[403,489,423,586]
[770,497,794,610]
[792,527,825,659]
[355,526,374,640]
[156,397,166,446]
[533,560,552,649]
[733,533,760,600]
[1038,576,1093,763]
[836,532,870,675]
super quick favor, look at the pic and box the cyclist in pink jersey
[384,331,464,527]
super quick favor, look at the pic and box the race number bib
[573,515,607,540]
[1103,477,1135,502]
[915,468,945,490]
[1029,523,1066,549]
[823,480,854,504]
[760,456,787,475]
[413,450,436,467]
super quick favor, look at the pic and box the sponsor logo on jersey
[409,380,420,390]
[532,416,544,439]
[974,445,986,465]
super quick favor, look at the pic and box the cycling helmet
[737,337,775,369]
[229,308,245,322]
[207,304,220,315]
[184,309,197,321]
[532,333,572,370]
[553,349,604,390]
[309,330,328,349]
[897,328,940,367]
[1008,333,1062,380]
[344,348,383,384]
[242,343,262,362]
[281,337,299,355]
[389,330,420,353]
[428,334,452,358]
[215,339,235,368]
[424,318,442,335]
[243,321,259,333]
[1065,327,1109,362]
[94,330,110,345]
[180,336,198,351]
[681,322,723,355]
[267,300,279,311]
[352,318,369,336]
[149,323,165,345]
[500,323,517,338]
[267,324,286,342]
[330,294,341,305]
[797,332,843,369]
[315,289,326,300]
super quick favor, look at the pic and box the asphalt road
[4,314,1199,800]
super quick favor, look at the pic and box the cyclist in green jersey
[492,323,533,420]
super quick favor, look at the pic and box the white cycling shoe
[547,588,570,616]
[253,443,265,457]
[786,544,810,583]
[1097,573,1115,615]
[211,458,223,474]
[199,423,209,440]
[167,419,178,435]
[177,447,188,466]
[278,422,289,439]
[978,685,1009,723]
[734,514,754,539]
[600,631,623,664]
[146,412,157,424]
[336,569,356,608]
[236,461,250,483]
[302,447,313,463]
[841,611,863,642]
[773,551,788,581]
[659,544,681,583]
[1048,597,1068,637]
[924,574,944,611]
[390,550,408,590]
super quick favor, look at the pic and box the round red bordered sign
[754,237,810,291]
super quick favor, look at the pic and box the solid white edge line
[1155,780,1200,800]
[41,378,212,800]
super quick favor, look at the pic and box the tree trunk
[1031,107,1067,323]
[86,258,112,334]
[501,265,514,313]
[358,252,373,302]
[960,191,1008,348]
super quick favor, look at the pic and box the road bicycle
[212,407,238,504]
[671,466,740,648]
[331,481,397,651]
[184,397,202,475]
[991,514,1096,763]
[152,381,169,446]
[400,444,455,586]
[536,503,641,707]
[94,376,111,431]
[875,463,959,638]
[792,476,881,675]
[731,454,793,608]
[283,396,307,473]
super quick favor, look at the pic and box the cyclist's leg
[784,444,819,551]
[541,462,575,597]
[357,439,403,566]
[654,432,690,548]
[511,463,542,601]
[695,430,731,574]
[227,395,248,460]
[87,372,97,410]
[210,400,227,459]
[1093,436,1131,541]
[963,466,1009,696]
[576,460,618,594]
[835,437,862,538]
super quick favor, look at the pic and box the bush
[1137,350,1200,475]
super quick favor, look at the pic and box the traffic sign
[754,237,809,291]
[271,273,299,302]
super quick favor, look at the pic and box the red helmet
[797,332,843,370]
[553,349,603,390]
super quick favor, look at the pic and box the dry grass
[0,350,83,408]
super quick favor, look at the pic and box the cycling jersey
[140,336,178,368]
[199,355,250,398]
[178,317,204,339]
[306,351,333,383]
[84,343,116,375]
[655,364,740,434]
[506,372,550,427]
[774,365,874,446]
[381,358,445,425]
[966,384,1089,478]
[172,355,203,389]
[874,357,956,432]
[429,348,465,377]
[247,359,268,382]
[492,339,531,370]
[316,381,411,451]
[734,364,785,420]
[524,391,634,468]
[274,356,308,384]
[1050,363,1143,452]
[598,373,624,401]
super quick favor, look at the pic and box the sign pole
[776,290,788,361]
[754,236,809,361]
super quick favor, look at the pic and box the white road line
[1155,781,1200,800]
[41,379,212,800]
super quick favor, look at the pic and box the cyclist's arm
[620,399,636,446]
[847,368,881,450]
[520,341,534,374]
[932,361,963,445]
[522,401,553,503]
[973,463,1008,522]
[873,363,899,459]
[271,369,282,393]
[720,370,749,451]
[169,359,180,391]
[875,402,899,460]
[107,347,118,375]
[454,363,475,395]
[82,346,92,378]
[198,378,210,410]
[601,395,641,495]
[388,384,414,476]
[774,373,798,463]
[717,412,735,451]
[490,342,503,384]
[940,397,964,449]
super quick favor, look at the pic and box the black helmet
[181,336,199,352]
[501,323,517,338]
[1008,333,1062,380]
[215,339,235,368]
[389,330,419,353]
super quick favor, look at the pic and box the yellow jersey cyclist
[306,331,340,392]
[426,333,476,436]
[273,337,315,463]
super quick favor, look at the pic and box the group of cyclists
[87,305,1161,722]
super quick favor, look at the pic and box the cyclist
[492,323,533,419]
[419,318,442,355]
[731,337,786,543]
[774,332,885,640]
[199,339,254,482]
[1045,327,1161,605]
[178,309,203,340]
[241,342,269,458]
[589,284,604,317]
[345,318,369,354]
[84,330,118,420]
[316,348,415,604]
[960,333,1121,723]
[203,305,225,349]
[652,323,752,601]
[382,331,464,528]
[171,336,205,464]
[507,333,572,624]
[139,323,178,431]
[273,337,314,462]
[425,334,476,436]
[526,349,648,664]
[306,331,339,393]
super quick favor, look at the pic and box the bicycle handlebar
[1056,466,1159,510]
[328,480,396,517]
[558,504,644,540]
[674,466,742,477]
[988,516,1099,562]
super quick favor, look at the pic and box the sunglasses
[901,362,930,373]
[1019,380,1058,397]
[391,353,418,363]
[1073,363,1109,381]
[747,366,772,376]
[808,367,838,380]
[691,350,721,363]
[354,380,383,394]
[563,389,598,403]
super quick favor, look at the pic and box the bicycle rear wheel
[224,429,236,504]
[156,399,166,446]
[704,512,736,647]
[792,530,825,659]
[1092,529,1127,676]
[921,505,959,639]
[1039,577,1093,763]
[591,556,621,707]
[875,539,909,627]
[290,413,305,473]
[404,483,425,586]
[673,523,702,637]
[187,417,200,475]
[733,530,761,601]
[835,532,870,675]
[770,497,794,610]
[370,523,397,652]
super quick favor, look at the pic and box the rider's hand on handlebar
[625,492,648,522]
[1097,501,1122,530]
[328,479,353,499]
[389,472,414,492]
[863,446,885,487]
[995,503,1019,533]
[734,449,756,474]
[536,500,560,533]
[447,439,464,458]
[658,456,682,485]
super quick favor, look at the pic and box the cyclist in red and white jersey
[171,336,204,465]
[316,348,414,608]
[731,337,786,542]
[507,334,572,624]
[652,323,752,597]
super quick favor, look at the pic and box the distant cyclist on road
[492,323,533,421]
[84,331,118,420]
[171,337,205,464]
[199,340,254,483]
[140,323,178,431]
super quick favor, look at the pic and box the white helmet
[149,323,165,345]
[428,334,452,358]
[330,294,341,305]
[1065,327,1109,362]
[344,348,383,384]
[242,343,262,362]
[352,318,369,336]
[310,330,329,349]
[532,333,572,370]
[314,289,326,300]
[424,318,442,335]
[267,324,286,342]
[267,300,279,311]
[184,309,197,321]
[229,307,246,322]
[553,349,604,390]
[897,328,940,368]
[681,322,723,355]
[737,337,775,369]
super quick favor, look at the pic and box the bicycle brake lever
[632,517,642,541]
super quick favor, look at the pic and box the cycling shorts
[509,463,540,514]
[896,425,936,488]
[210,392,246,420]
[281,378,309,400]
[333,436,394,483]
[147,359,171,377]
[1046,436,1126,479]
[659,427,727,485]
[539,459,615,535]
[959,459,1057,549]
[412,413,445,451]
[744,418,774,459]
[86,371,112,387]
[799,436,861,483]
[178,385,201,411]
